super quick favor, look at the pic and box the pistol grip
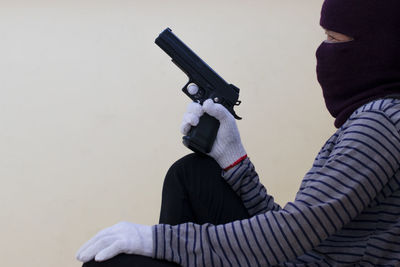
[182,113,220,154]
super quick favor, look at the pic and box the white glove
[76,222,153,262]
[181,84,247,169]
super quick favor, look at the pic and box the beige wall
[0,1,335,266]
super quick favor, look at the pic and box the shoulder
[339,98,400,138]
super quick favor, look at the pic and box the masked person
[76,0,400,266]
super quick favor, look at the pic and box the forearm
[222,157,281,216]
[153,202,337,267]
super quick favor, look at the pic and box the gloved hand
[76,222,153,262]
[181,83,247,169]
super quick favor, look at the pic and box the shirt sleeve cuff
[223,154,248,171]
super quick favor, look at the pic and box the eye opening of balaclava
[323,29,354,43]
[316,0,400,128]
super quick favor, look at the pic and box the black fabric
[82,153,249,267]
[159,153,250,225]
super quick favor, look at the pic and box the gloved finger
[186,101,203,117]
[183,112,201,127]
[187,83,199,95]
[95,240,125,262]
[180,113,200,135]
[76,236,103,260]
[202,99,231,121]
[180,122,191,135]
[76,226,115,259]
[78,235,116,262]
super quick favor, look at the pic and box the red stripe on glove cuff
[224,154,248,171]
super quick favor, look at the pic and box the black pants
[83,153,250,267]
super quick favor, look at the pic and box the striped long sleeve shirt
[153,98,400,266]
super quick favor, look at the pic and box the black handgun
[155,28,242,154]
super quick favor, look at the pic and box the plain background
[0,1,335,266]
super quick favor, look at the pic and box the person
[76,0,400,266]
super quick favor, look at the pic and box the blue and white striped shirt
[154,98,400,266]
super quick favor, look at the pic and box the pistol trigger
[235,100,242,106]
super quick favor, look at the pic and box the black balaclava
[316,0,400,128]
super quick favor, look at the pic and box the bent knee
[166,153,219,176]
[174,153,218,169]
[164,153,221,187]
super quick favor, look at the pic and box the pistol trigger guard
[234,114,242,120]
[231,110,242,120]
